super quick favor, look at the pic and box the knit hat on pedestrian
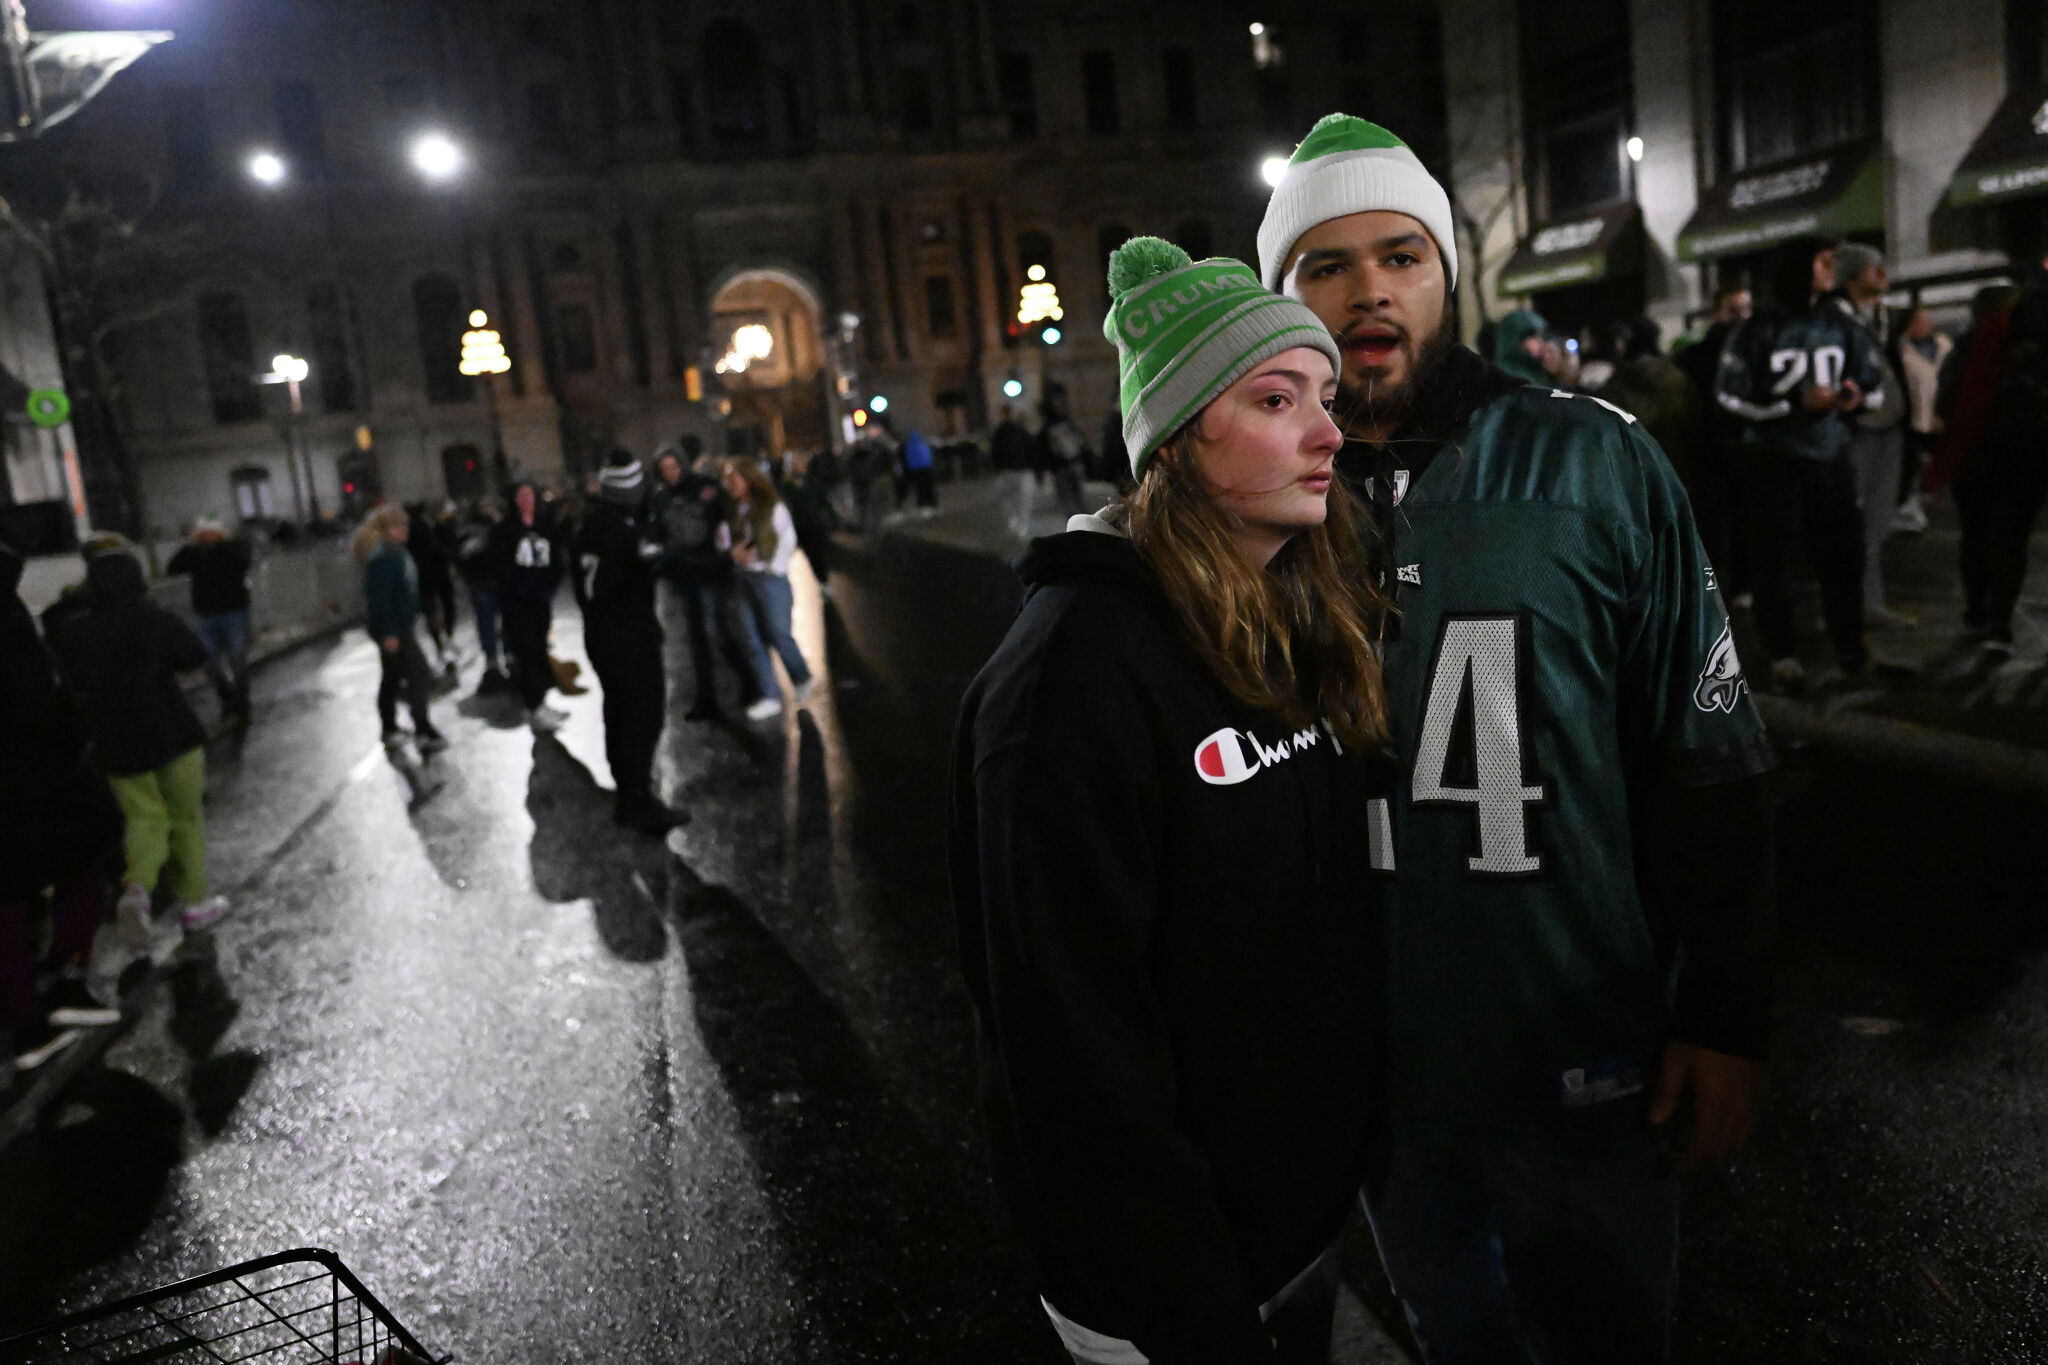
[1257,114,1458,291]
[598,452,645,504]
[192,514,227,537]
[1104,236,1341,478]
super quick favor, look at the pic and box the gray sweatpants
[1850,424,1903,612]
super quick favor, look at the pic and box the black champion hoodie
[948,524,1383,1363]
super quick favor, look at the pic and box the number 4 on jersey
[1411,615,1550,877]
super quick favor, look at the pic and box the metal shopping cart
[0,1248,442,1364]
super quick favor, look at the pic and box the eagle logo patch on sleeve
[1693,620,1748,714]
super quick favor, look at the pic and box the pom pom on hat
[1107,236,1196,300]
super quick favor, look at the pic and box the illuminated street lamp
[1260,154,1290,188]
[1002,378,1024,399]
[410,130,464,182]
[459,309,512,473]
[715,322,774,375]
[247,149,286,186]
[869,394,889,413]
[1626,136,1644,163]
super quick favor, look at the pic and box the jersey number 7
[1410,614,1551,877]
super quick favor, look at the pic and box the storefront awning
[1497,203,1643,295]
[1946,89,2048,207]
[1676,138,1884,262]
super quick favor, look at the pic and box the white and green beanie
[1104,236,1341,478]
[1257,114,1458,291]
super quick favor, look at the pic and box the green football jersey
[1356,384,1773,1136]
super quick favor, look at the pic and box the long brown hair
[351,503,407,561]
[1124,430,1388,751]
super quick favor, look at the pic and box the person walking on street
[1491,307,1556,388]
[781,449,839,595]
[573,452,688,834]
[1893,307,1951,534]
[1675,281,1756,603]
[720,459,814,721]
[1717,239,1884,692]
[953,236,1390,1364]
[166,515,255,724]
[654,444,756,719]
[2,542,124,1072]
[52,536,235,964]
[1832,242,1913,625]
[490,482,569,731]
[901,425,939,514]
[408,502,459,670]
[1933,244,2048,650]
[1265,113,1777,1364]
[354,506,450,754]
[1039,389,1093,519]
[991,405,1038,538]
[456,496,508,686]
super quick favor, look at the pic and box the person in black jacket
[52,536,230,954]
[572,452,687,834]
[1716,239,1883,692]
[408,502,459,669]
[165,515,255,724]
[489,481,568,731]
[653,443,756,719]
[354,504,449,751]
[991,405,1038,538]
[951,238,1388,1363]
[2,543,124,1068]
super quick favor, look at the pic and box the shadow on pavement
[525,736,671,964]
[666,865,1055,1363]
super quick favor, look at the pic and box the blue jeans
[199,609,251,708]
[1365,1129,1679,1365]
[470,584,501,667]
[735,572,810,698]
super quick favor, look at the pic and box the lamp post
[459,308,511,479]
[259,353,312,523]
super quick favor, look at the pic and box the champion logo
[1193,723,1328,786]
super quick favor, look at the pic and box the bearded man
[1261,115,1779,1363]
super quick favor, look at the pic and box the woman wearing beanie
[719,458,814,721]
[950,237,1389,1364]
[353,505,449,753]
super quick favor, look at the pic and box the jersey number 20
[1411,615,1550,876]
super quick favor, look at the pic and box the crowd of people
[1484,234,2048,694]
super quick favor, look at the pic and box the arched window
[702,19,768,150]
[412,274,473,405]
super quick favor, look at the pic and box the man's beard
[1334,308,1456,440]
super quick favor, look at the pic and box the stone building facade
[1438,0,2048,346]
[24,0,1447,538]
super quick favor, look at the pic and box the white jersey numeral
[1411,615,1548,876]
[1769,345,1847,394]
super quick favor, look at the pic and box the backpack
[661,482,717,555]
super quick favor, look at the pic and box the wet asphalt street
[3,518,2048,1362]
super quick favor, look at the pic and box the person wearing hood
[951,237,1390,1363]
[1492,307,1556,388]
[572,451,687,834]
[51,536,231,955]
[2,542,124,1070]
[1264,114,1777,1362]
[488,481,569,731]
[165,514,255,724]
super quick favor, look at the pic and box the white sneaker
[529,705,566,733]
[745,697,784,721]
[792,679,815,705]
[180,895,230,931]
[114,885,152,951]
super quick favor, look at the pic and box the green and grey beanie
[1104,236,1341,478]
[1257,114,1458,291]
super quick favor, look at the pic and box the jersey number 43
[1408,614,1552,877]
